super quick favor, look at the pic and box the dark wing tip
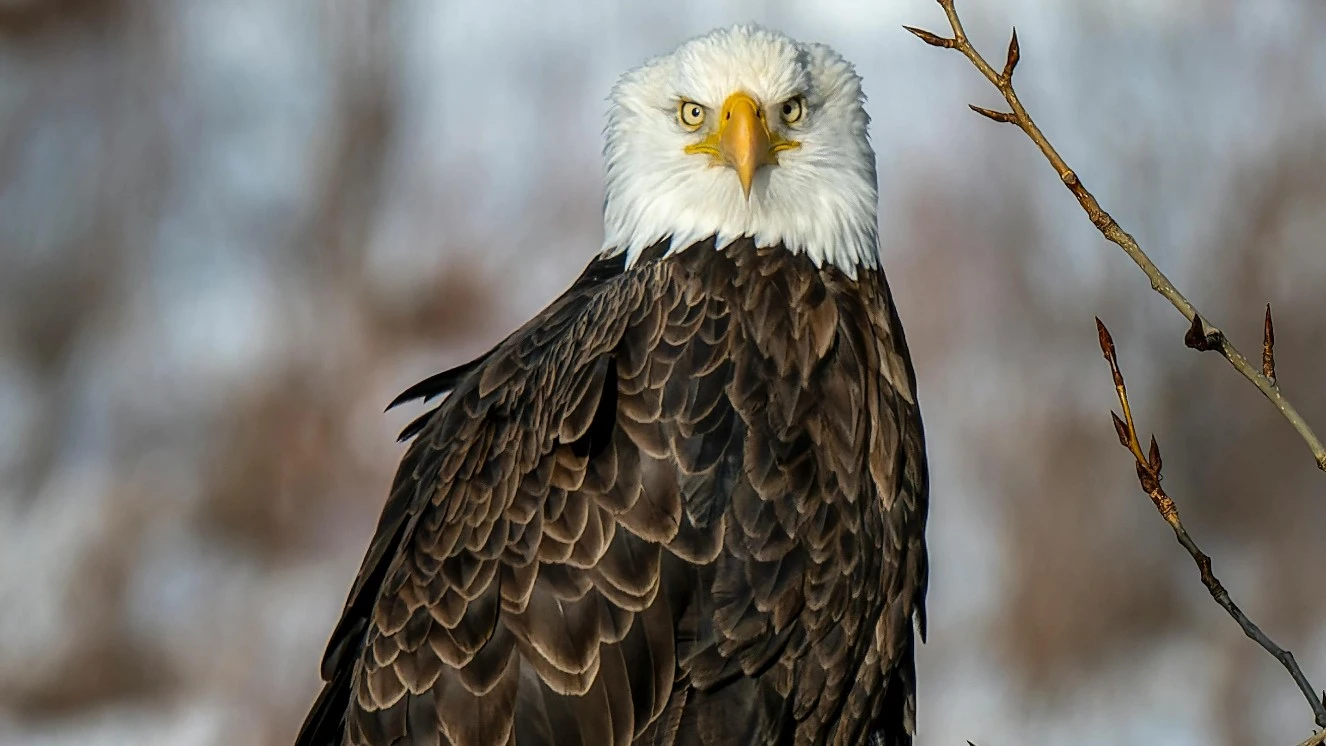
[385,357,485,412]
[293,656,354,746]
[396,411,435,442]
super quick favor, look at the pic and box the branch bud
[1095,317,1115,358]
[1183,315,1223,352]
[968,104,1017,124]
[1111,412,1129,447]
[1001,28,1020,82]
[903,26,956,48]
[1262,302,1276,385]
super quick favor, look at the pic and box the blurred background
[1,0,1324,744]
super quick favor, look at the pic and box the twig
[1297,730,1326,746]
[1094,318,1326,729]
[904,0,1326,473]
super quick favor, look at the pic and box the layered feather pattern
[295,237,928,746]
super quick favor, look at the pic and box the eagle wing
[295,242,928,746]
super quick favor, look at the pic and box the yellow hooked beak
[685,92,800,198]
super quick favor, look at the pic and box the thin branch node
[1156,492,1178,523]
[1183,315,1224,352]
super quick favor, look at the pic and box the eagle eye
[678,100,705,130]
[779,96,806,125]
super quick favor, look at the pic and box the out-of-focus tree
[1,2,1323,745]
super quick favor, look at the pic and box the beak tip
[736,169,757,199]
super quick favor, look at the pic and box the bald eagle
[296,25,928,746]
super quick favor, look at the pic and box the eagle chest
[612,248,894,666]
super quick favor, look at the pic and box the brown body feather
[295,238,929,746]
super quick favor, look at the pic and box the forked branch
[1095,319,1326,731]
[904,0,1326,473]
[905,0,1326,736]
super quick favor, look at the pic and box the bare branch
[1094,318,1326,730]
[909,0,1326,473]
[1298,730,1326,746]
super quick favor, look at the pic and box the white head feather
[600,25,880,277]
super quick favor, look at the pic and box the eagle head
[601,25,880,277]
